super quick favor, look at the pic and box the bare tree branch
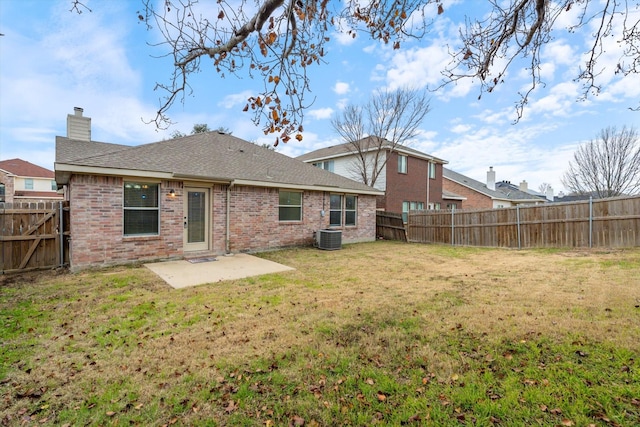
[331,88,431,187]
[561,126,640,198]
[441,0,640,120]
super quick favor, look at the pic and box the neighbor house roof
[495,181,547,203]
[0,158,55,178]
[443,168,546,203]
[55,132,383,195]
[296,137,448,164]
[443,167,507,200]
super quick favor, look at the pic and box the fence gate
[1,201,70,273]
[376,211,407,241]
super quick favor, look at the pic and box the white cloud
[333,81,350,95]
[308,108,335,120]
[450,124,472,134]
[219,91,255,109]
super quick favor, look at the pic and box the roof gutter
[231,179,383,196]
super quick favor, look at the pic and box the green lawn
[1,241,639,426]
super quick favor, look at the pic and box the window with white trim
[398,155,407,174]
[124,182,159,236]
[329,194,343,226]
[329,194,358,227]
[312,160,335,172]
[279,190,302,221]
[345,195,357,226]
[24,178,34,190]
[428,162,436,179]
[403,200,424,222]
[51,180,57,191]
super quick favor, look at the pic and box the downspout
[226,181,235,254]
[426,161,431,209]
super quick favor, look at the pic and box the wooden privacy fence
[408,195,640,249]
[376,211,407,241]
[1,201,70,273]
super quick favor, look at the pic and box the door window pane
[187,191,206,243]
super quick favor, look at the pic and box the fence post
[517,205,521,250]
[451,208,455,246]
[589,196,593,248]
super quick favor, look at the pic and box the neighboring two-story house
[443,167,548,209]
[297,137,450,220]
[0,158,62,204]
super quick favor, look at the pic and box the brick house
[443,167,548,209]
[0,158,63,204]
[55,108,382,270]
[297,137,449,220]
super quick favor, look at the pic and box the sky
[1,0,639,196]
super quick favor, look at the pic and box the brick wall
[0,171,14,204]
[384,152,444,212]
[443,178,493,209]
[69,175,377,269]
[225,185,376,253]
[69,175,183,269]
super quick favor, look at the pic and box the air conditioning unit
[316,229,342,250]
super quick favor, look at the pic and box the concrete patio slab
[145,253,294,289]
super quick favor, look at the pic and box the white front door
[183,187,210,252]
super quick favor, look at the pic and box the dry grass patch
[1,241,639,426]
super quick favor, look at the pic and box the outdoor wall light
[168,189,176,197]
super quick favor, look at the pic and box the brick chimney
[519,180,528,193]
[487,167,496,191]
[67,107,91,141]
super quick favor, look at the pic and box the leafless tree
[331,88,431,187]
[444,0,640,120]
[538,182,553,194]
[72,1,639,141]
[561,126,640,198]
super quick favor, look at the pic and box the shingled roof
[443,168,545,203]
[296,137,447,164]
[0,158,55,178]
[55,132,382,195]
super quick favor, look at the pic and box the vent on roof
[316,229,342,250]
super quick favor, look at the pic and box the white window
[398,155,407,174]
[279,190,302,221]
[330,194,343,226]
[312,160,334,172]
[403,201,425,222]
[330,194,357,227]
[429,163,436,179]
[124,182,159,236]
[24,178,34,190]
[446,203,457,210]
[345,195,357,226]
[402,201,410,223]
[51,180,57,191]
